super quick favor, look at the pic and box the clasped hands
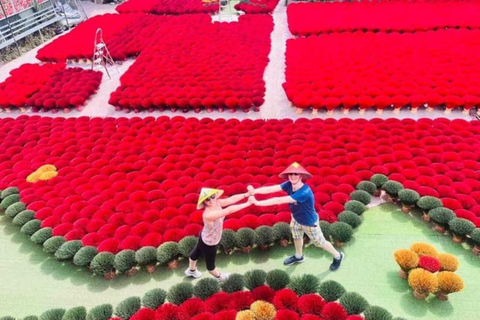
[246,185,258,205]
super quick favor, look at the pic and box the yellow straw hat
[196,188,224,210]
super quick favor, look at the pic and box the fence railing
[0,2,62,50]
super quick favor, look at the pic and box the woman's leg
[188,238,204,271]
[203,244,222,278]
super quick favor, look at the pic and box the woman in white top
[185,187,253,281]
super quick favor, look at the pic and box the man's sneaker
[216,273,230,282]
[283,255,305,266]
[184,268,202,278]
[330,252,345,271]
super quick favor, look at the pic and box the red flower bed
[109,15,273,112]
[1,117,480,253]
[0,63,65,110]
[234,0,279,14]
[25,68,102,112]
[36,13,154,62]
[127,289,339,320]
[284,29,480,113]
[288,1,480,36]
[116,0,218,15]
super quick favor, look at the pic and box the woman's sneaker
[283,255,305,266]
[329,252,345,271]
[184,268,202,278]
[216,273,230,282]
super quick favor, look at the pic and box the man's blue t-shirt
[280,181,318,227]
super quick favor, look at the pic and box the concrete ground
[0,1,473,121]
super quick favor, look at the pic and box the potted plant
[266,269,290,291]
[394,249,419,279]
[339,292,369,315]
[136,246,158,273]
[338,211,363,229]
[73,246,98,271]
[350,190,371,205]
[178,236,198,258]
[381,181,404,203]
[398,189,419,214]
[244,269,267,290]
[63,306,86,320]
[235,227,256,253]
[255,226,275,251]
[363,306,392,320]
[318,280,346,302]
[288,274,319,296]
[91,252,116,280]
[408,268,438,300]
[273,222,292,247]
[370,174,388,197]
[428,207,455,233]
[436,271,464,301]
[114,250,138,277]
[470,228,480,256]
[344,200,366,216]
[193,278,220,300]
[356,181,377,196]
[55,240,83,260]
[142,288,167,309]
[330,222,353,247]
[320,221,332,242]
[86,304,113,320]
[39,309,66,320]
[157,242,180,269]
[221,273,244,294]
[166,282,194,305]
[448,218,475,244]
[114,297,141,320]
[220,229,237,254]
[417,196,442,222]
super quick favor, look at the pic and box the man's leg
[294,237,304,257]
[306,224,344,271]
[284,219,306,265]
[320,241,341,259]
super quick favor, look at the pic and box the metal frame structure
[0,0,87,52]
[91,28,116,79]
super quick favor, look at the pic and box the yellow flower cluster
[393,249,419,271]
[410,242,438,258]
[26,164,58,183]
[395,242,465,299]
[235,301,276,320]
[437,272,464,294]
[408,268,438,294]
[437,253,459,272]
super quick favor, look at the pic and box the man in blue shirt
[249,162,345,270]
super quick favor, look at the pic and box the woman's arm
[218,192,249,207]
[251,185,283,195]
[251,195,296,207]
[203,200,252,221]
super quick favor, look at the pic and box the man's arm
[218,192,249,207]
[251,185,283,195]
[203,201,252,221]
[251,195,296,207]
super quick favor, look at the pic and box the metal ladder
[91,28,116,79]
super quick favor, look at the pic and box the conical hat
[279,162,312,179]
[196,188,224,210]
